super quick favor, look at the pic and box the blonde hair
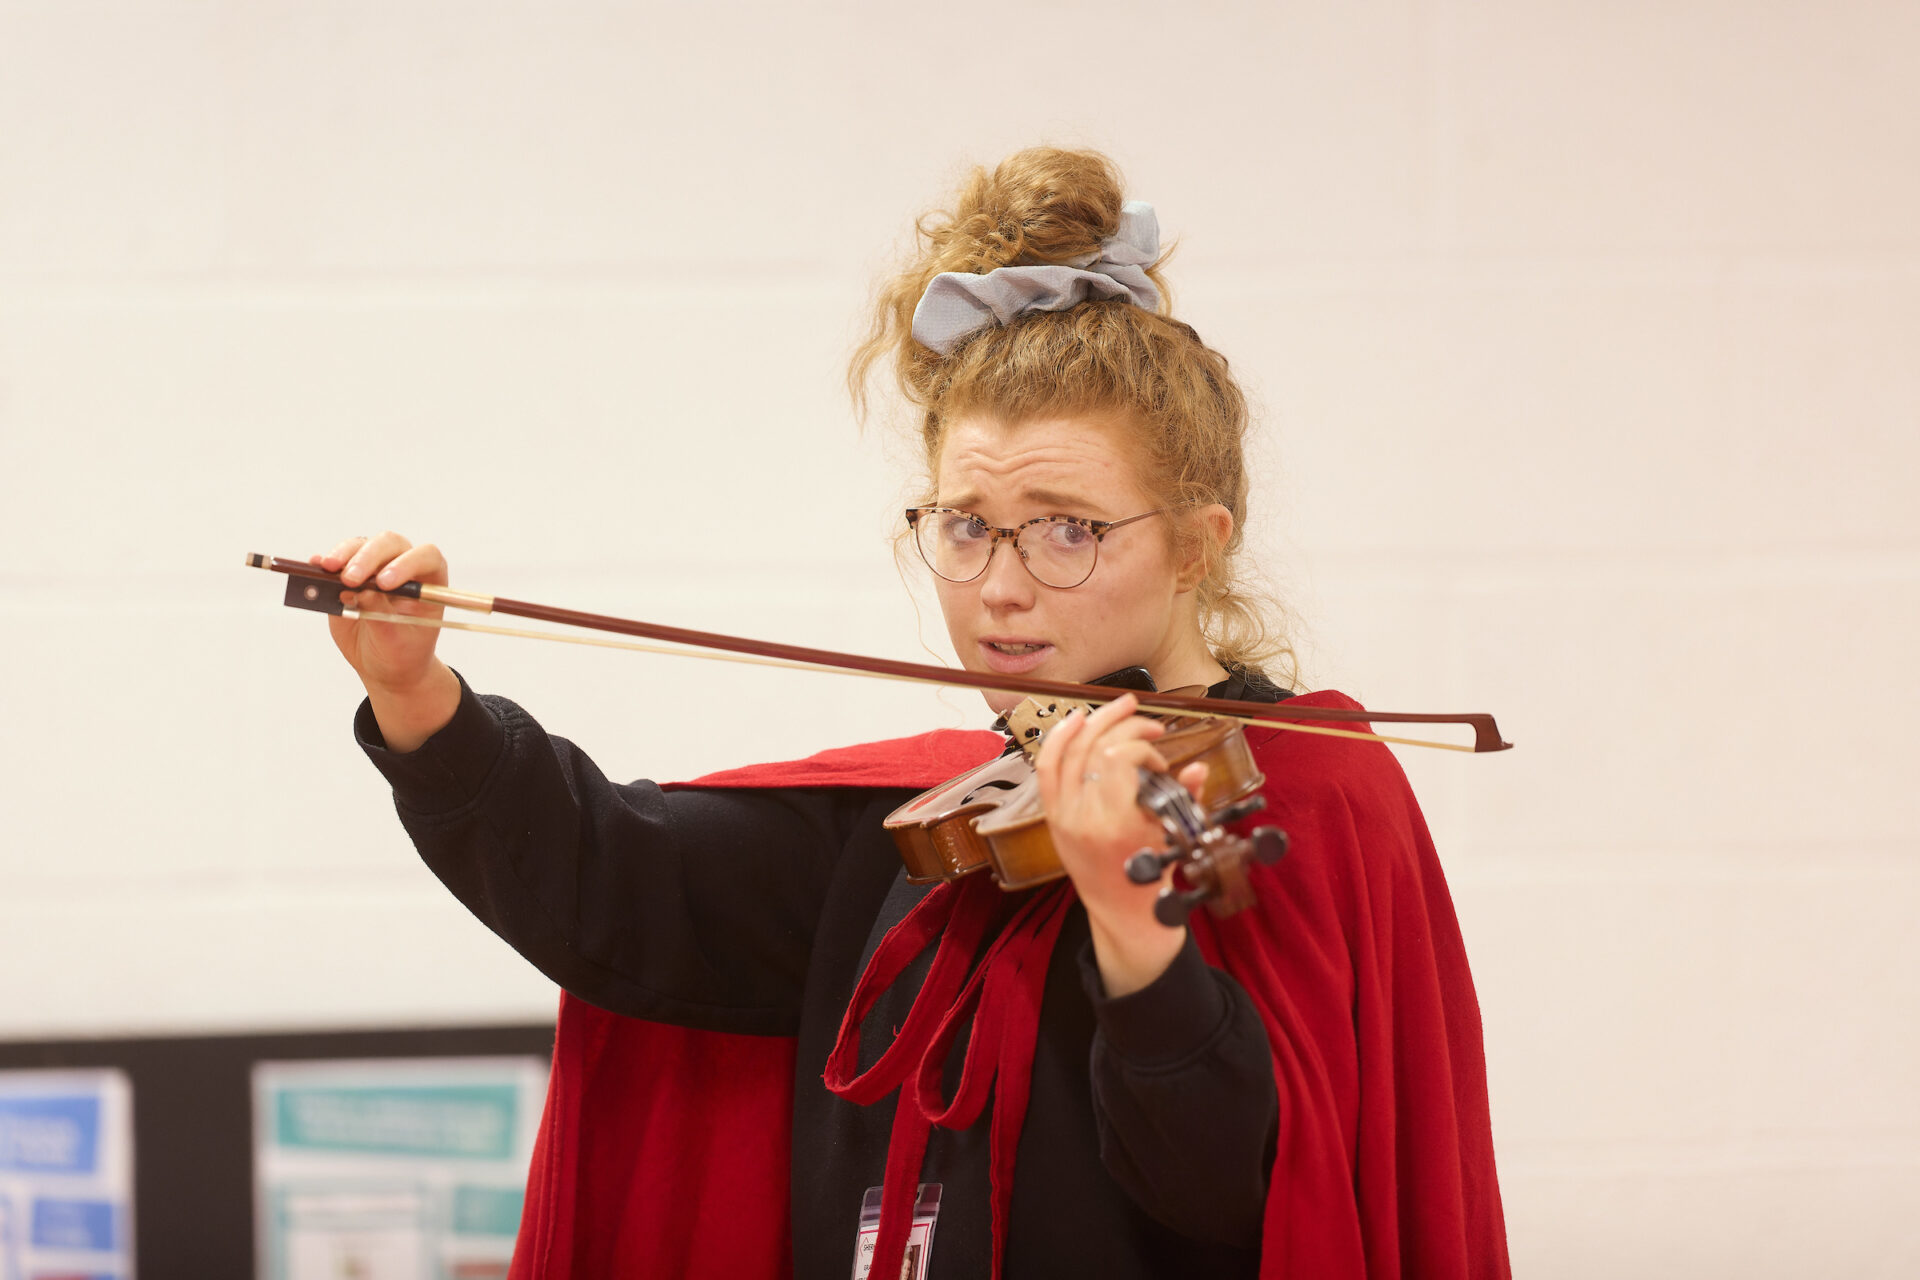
[850,146,1295,683]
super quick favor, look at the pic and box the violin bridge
[1004,696,1097,761]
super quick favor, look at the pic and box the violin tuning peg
[1125,849,1176,884]
[1251,827,1289,866]
[1208,795,1267,827]
[1153,886,1210,928]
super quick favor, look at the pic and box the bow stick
[246,553,1512,754]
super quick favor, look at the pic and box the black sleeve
[355,672,859,1036]
[1078,933,1278,1246]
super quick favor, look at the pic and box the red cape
[506,695,1509,1278]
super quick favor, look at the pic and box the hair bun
[938,147,1128,273]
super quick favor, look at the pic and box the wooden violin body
[971,715,1266,890]
[882,705,1284,922]
[883,750,1030,884]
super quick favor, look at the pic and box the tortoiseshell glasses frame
[904,506,1170,590]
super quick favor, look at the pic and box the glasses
[905,506,1169,590]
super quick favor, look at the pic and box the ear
[1176,503,1233,593]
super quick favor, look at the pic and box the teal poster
[253,1057,546,1280]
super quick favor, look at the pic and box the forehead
[935,414,1151,509]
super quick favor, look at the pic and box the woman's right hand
[313,532,462,752]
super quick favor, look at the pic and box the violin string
[339,608,1473,753]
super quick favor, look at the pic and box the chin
[968,660,1027,717]
[969,659,1089,720]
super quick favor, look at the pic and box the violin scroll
[1128,767,1290,926]
[1151,826,1289,927]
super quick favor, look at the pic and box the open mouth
[978,639,1054,673]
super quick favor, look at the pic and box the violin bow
[246,554,1512,754]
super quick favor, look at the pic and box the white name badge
[851,1183,941,1280]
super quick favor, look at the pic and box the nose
[977,537,1036,612]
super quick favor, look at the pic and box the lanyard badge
[851,1183,941,1280]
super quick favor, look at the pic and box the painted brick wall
[2,3,1913,1274]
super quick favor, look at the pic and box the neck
[1147,621,1230,694]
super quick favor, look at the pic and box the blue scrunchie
[909,201,1161,355]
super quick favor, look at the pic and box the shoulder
[1228,691,1444,934]
[1241,689,1423,830]
[668,728,1005,791]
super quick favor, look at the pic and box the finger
[374,541,449,591]
[1080,692,1142,737]
[319,535,369,572]
[1085,738,1170,789]
[1061,742,1169,835]
[1033,706,1087,797]
[342,530,413,587]
[1055,693,1138,795]
[1064,716,1168,801]
[1089,715,1168,749]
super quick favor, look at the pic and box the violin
[245,552,1510,924]
[884,682,1288,926]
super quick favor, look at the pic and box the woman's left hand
[1033,692,1208,998]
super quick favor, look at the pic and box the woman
[319,148,1508,1279]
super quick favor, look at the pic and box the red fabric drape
[506,694,1509,1278]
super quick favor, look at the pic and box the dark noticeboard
[0,1023,555,1277]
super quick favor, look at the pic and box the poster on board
[252,1057,547,1280]
[0,1068,135,1280]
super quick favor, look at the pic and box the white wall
[2,2,1914,1274]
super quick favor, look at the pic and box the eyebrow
[938,487,1105,516]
